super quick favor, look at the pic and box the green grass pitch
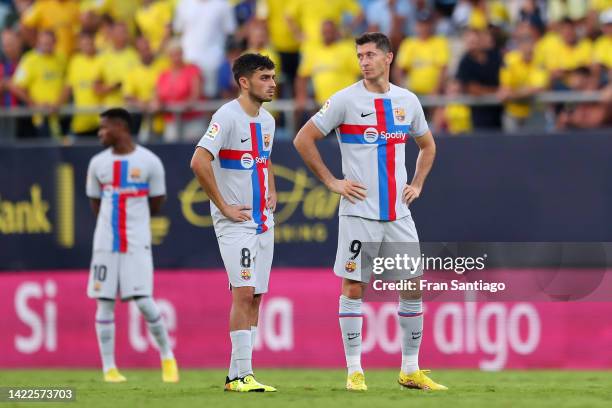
[1,369,611,408]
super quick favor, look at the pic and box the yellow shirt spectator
[445,104,472,135]
[21,0,80,57]
[286,0,361,50]
[396,35,449,95]
[12,50,65,125]
[123,57,169,102]
[591,0,612,12]
[83,0,142,33]
[66,53,102,133]
[257,0,300,53]
[538,37,592,72]
[95,47,140,106]
[298,40,361,105]
[500,50,549,118]
[593,35,612,69]
[534,31,563,68]
[135,1,174,52]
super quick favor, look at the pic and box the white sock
[95,299,116,373]
[230,330,252,378]
[228,326,256,380]
[398,298,423,374]
[135,297,174,360]
[339,295,363,375]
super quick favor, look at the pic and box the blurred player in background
[190,53,277,392]
[86,108,179,383]
[294,32,445,391]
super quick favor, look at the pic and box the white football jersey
[86,145,166,252]
[197,99,275,237]
[312,80,429,221]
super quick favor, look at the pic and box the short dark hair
[232,53,275,86]
[355,32,392,53]
[101,107,132,130]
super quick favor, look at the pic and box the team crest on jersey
[394,107,406,122]
[317,99,331,117]
[241,269,252,280]
[345,260,357,273]
[264,133,271,149]
[130,167,141,179]
[94,282,101,291]
[205,122,221,140]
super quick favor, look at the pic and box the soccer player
[86,108,178,383]
[293,32,446,391]
[190,54,277,392]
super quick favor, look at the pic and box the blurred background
[1,0,612,371]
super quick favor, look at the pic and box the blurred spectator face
[1,30,23,61]
[80,10,100,33]
[603,22,612,37]
[168,45,184,68]
[515,23,536,57]
[567,68,591,91]
[14,0,32,16]
[244,68,276,103]
[37,31,55,55]
[321,20,338,46]
[356,42,392,81]
[112,22,130,49]
[247,21,268,49]
[415,19,434,39]
[446,79,462,96]
[78,33,96,56]
[464,29,481,53]
[559,20,577,44]
[135,37,153,64]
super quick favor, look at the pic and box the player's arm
[293,120,366,203]
[149,196,166,215]
[190,147,252,222]
[267,159,277,211]
[90,198,101,217]
[403,130,436,204]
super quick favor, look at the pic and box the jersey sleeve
[311,92,345,136]
[409,94,429,137]
[86,157,101,198]
[148,155,166,197]
[196,110,231,159]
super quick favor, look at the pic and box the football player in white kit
[190,54,277,392]
[294,33,446,391]
[86,108,178,383]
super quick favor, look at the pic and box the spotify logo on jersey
[363,127,379,143]
[241,153,254,169]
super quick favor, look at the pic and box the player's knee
[134,296,161,322]
[232,287,255,306]
[342,279,364,299]
[400,278,422,300]
[96,299,115,320]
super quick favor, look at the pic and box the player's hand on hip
[328,178,367,204]
[403,184,421,204]
[266,192,277,212]
[222,204,252,222]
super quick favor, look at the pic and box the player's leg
[385,216,447,390]
[219,233,274,392]
[88,251,125,382]
[119,250,178,383]
[334,216,382,391]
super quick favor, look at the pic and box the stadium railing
[0,90,607,143]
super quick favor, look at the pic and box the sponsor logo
[205,122,221,140]
[394,107,406,122]
[411,331,422,340]
[347,332,361,340]
[345,260,357,273]
[264,133,271,149]
[363,127,379,143]
[241,269,251,280]
[240,137,249,143]
[317,99,331,116]
[241,153,254,169]
[361,112,375,118]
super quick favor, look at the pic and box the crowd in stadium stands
[0,0,611,142]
